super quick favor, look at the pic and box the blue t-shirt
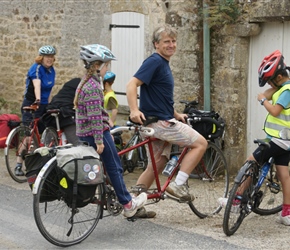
[276,82,290,108]
[24,63,55,104]
[134,53,174,120]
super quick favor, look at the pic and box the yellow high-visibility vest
[264,83,290,138]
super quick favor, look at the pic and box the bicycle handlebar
[187,116,225,139]
[110,126,155,137]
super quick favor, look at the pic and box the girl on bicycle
[219,50,290,226]
[15,45,56,176]
[73,44,147,218]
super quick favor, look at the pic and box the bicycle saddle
[128,116,158,126]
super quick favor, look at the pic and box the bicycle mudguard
[32,156,57,194]
[234,161,255,183]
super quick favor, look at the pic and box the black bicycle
[113,121,148,173]
[223,138,283,236]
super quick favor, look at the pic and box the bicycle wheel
[41,127,59,147]
[223,161,256,236]
[187,141,229,218]
[33,159,103,247]
[252,164,282,215]
[5,125,38,183]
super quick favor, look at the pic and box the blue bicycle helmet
[104,71,116,83]
[80,44,116,63]
[39,45,56,55]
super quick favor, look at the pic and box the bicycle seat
[128,116,158,126]
[23,104,38,112]
[47,109,60,114]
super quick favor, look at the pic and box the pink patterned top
[75,74,110,144]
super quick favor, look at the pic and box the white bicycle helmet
[39,45,56,55]
[80,44,116,63]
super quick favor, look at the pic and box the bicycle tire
[223,161,256,236]
[33,159,103,247]
[41,127,59,147]
[187,141,229,218]
[5,125,38,183]
[252,164,282,215]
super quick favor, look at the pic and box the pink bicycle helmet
[258,50,285,87]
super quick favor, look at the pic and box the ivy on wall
[203,0,240,28]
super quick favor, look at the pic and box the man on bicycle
[219,50,290,226]
[126,24,208,210]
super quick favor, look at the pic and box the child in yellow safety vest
[103,71,118,128]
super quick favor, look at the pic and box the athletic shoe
[123,192,147,218]
[15,165,24,176]
[135,207,156,218]
[166,182,195,202]
[276,212,290,226]
[218,197,240,213]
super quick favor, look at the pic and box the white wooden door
[111,12,145,106]
[248,21,290,155]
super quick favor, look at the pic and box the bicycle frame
[112,126,189,200]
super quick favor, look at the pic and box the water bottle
[162,156,178,176]
[257,162,271,186]
[61,132,67,145]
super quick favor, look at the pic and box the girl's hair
[35,55,55,64]
[73,60,103,109]
[152,24,177,49]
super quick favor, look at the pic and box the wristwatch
[259,98,267,105]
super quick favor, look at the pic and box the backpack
[56,146,104,208]
[0,114,21,148]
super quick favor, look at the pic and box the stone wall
[0,0,287,172]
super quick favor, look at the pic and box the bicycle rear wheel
[5,125,38,183]
[252,164,282,215]
[223,161,255,236]
[188,141,229,218]
[33,160,103,247]
[41,127,59,147]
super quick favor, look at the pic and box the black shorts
[253,140,290,166]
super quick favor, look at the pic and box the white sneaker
[276,212,290,226]
[123,192,147,218]
[218,197,228,207]
[218,197,240,214]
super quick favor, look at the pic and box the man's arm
[126,77,145,124]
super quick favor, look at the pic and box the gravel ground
[1,149,289,250]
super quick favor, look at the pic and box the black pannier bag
[56,146,104,208]
[187,109,225,140]
[25,147,61,202]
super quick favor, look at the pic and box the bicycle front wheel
[223,161,256,236]
[188,141,229,218]
[41,127,59,147]
[5,125,37,183]
[252,164,282,215]
[33,160,103,247]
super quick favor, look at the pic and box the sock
[175,171,189,185]
[282,204,290,217]
[123,200,132,209]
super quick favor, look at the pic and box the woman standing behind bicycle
[73,44,147,218]
[15,45,56,176]
[219,50,290,226]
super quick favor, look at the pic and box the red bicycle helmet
[258,50,285,87]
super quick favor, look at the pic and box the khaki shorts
[144,118,200,163]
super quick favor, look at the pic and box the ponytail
[73,60,103,109]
